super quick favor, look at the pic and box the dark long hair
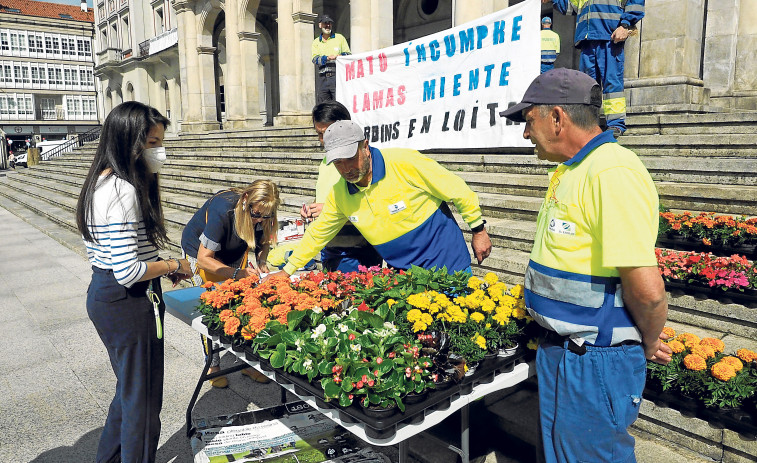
[76,101,170,248]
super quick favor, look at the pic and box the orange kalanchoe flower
[736,348,757,363]
[661,326,676,339]
[720,356,744,372]
[667,340,685,354]
[683,354,707,371]
[676,333,701,349]
[691,344,716,359]
[711,361,737,381]
[699,337,725,353]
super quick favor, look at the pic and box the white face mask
[142,146,166,173]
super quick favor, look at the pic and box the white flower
[295,338,304,352]
[328,313,340,321]
[303,359,313,370]
[338,323,348,333]
[350,343,362,352]
[363,329,373,336]
[312,306,323,314]
[311,324,326,339]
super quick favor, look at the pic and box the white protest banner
[336,0,539,150]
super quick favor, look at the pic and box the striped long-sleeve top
[84,175,159,287]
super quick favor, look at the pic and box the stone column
[174,0,202,130]
[625,0,710,111]
[454,0,509,27]
[239,31,264,126]
[733,0,757,109]
[197,46,221,130]
[261,54,275,125]
[350,0,393,52]
[224,0,245,128]
[275,0,317,126]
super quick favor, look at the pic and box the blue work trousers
[87,267,165,463]
[579,40,627,132]
[321,244,383,273]
[541,62,556,74]
[536,339,646,463]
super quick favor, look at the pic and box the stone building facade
[0,0,98,147]
[101,0,757,133]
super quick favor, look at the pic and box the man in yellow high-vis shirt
[540,16,560,73]
[274,120,492,277]
[501,68,671,462]
[311,15,350,104]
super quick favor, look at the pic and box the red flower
[376,357,383,364]
[357,301,370,311]
[348,333,356,341]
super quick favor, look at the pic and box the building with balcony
[0,0,97,149]
[94,0,181,134]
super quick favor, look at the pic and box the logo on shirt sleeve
[548,218,576,236]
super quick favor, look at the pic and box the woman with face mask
[76,101,191,462]
[181,179,280,387]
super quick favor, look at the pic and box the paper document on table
[191,401,390,463]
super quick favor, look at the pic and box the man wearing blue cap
[311,14,351,104]
[544,0,644,137]
[501,68,671,462]
[540,16,560,74]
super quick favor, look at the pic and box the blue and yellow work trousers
[580,40,627,133]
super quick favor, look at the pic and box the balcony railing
[96,47,123,65]
[138,28,178,58]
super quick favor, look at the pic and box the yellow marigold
[473,334,486,350]
[512,307,527,320]
[661,326,676,339]
[691,344,716,359]
[509,284,524,299]
[527,338,539,350]
[720,356,744,372]
[736,348,757,363]
[406,309,423,323]
[667,340,685,354]
[387,299,396,307]
[428,302,441,314]
[480,298,496,313]
[447,305,467,323]
[470,312,486,323]
[467,276,483,290]
[711,361,737,382]
[407,293,431,309]
[699,337,725,353]
[412,320,428,332]
[683,354,707,371]
[420,312,433,325]
[484,272,499,286]
[676,333,701,349]
[499,295,517,309]
[493,310,511,326]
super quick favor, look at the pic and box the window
[83,40,91,56]
[8,96,16,116]
[3,64,11,83]
[74,98,81,117]
[86,69,93,85]
[28,34,38,53]
[4,8,21,13]
[21,64,29,84]
[55,68,62,84]
[59,14,73,19]
[10,33,18,51]
[0,97,7,117]
[155,8,164,34]
[52,37,60,54]
[35,35,44,53]
[64,68,71,85]
[1,32,8,51]
[18,34,26,52]
[48,67,55,84]
[41,98,55,119]
[38,64,46,84]
[61,38,69,55]
[13,65,20,82]
[122,16,130,48]
[69,38,77,55]
[31,66,39,84]
[77,39,85,56]
[45,36,52,54]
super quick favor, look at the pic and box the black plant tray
[270,350,529,439]
[643,387,757,440]
[664,280,757,308]
[657,235,757,259]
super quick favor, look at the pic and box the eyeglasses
[249,210,272,219]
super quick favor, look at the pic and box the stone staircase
[1,114,756,462]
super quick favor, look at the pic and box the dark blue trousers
[87,267,165,463]
[321,245,383,273]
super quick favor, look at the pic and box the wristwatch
[471,220,486,234]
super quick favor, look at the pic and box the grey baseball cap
[324,120,365,164]
[500,68,601,123]
[319,14,334,24]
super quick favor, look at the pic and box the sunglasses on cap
[250,210,272,219]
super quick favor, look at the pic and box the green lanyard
[146,281,163,339]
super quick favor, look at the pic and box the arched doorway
[126,82,135,101]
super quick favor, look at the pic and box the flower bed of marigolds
[645,327,757,438]
[658,211,757,256]
[196,266,536,433]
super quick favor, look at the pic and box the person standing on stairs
[76,101,192,462]
[501,68,671,463]
[181,180,280,388]
[300,100,383,272]
[311,14,351,104]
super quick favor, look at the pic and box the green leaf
[338,392,353,407]
[341,381,354,392]
[287,310,307,330]
[324,381,342,399]
[281,331,299,345]
[378,359,395,374]
[270,344,287,369]
[318,360,335,375]
[395,396,405,412]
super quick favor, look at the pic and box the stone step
[627,112,757,136]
